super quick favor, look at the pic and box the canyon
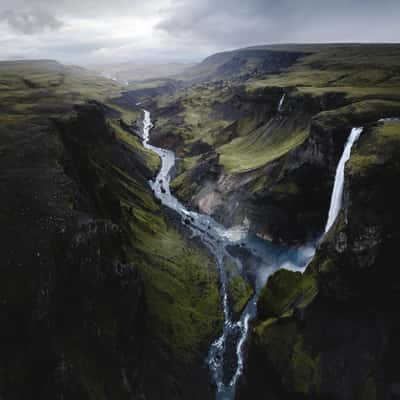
[1,44,400,400]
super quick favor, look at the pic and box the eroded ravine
[140,110,315,399]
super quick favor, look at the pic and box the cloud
[0,9,63,35]
[0,0,399,64]
[0,0,168,18]
[156,0,400,48]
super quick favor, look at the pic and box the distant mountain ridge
[178,42,400,83]
[180,48,308,82]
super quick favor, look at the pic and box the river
[140,110,315,399]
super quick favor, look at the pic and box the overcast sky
[0,0,399,65]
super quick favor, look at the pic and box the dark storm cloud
[0,9,63,35]
[0,0,156,18]
[157,0,400,46]
[0,0,399,63]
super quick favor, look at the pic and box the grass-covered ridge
[154,82,237,146]
[149,44,400,248]
[257,269,318,320]
[254,319,321,395]
[153,44,400,181]
[88,144,222,362]
[246,44,400,100]
[0,59,223,396]
[218,115,310,174]
[348,119,400,177]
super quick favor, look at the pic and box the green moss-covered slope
[0,60,222,400]
[149,44,400,245]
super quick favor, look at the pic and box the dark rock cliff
[0,100,221,400]
[238,120,400,400]
[0,102,149,399]
[158,87,354,244]
[180,49,309,83]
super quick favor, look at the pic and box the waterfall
[379,117,400,122]
[324,127,363,233]
[278,93,286,111]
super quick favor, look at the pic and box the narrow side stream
[140,110,315,399]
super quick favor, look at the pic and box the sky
[0,0,399,65]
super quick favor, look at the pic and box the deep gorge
[1,44,400,400]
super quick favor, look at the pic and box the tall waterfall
[278,93,286,111]
[324,127,363,233]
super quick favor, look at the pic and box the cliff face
[151,44,400,247]
[207,89,348,244]
[180,49,308,83]
[238,120,400,400]
[0,100,221,400]
[2,46,400,400]
[0,102,148,399]
[153,86,354,244]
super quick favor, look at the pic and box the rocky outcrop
[168,88,354,244]
[0,101,220,400]
[181,49,309,83]
[215,50,307,80]
[113,80,182,110]
[238,120,400,400]
[0,102,149,399]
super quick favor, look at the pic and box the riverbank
[139,110,314,399]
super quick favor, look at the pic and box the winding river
[137,107,400,399]
[140,110,315,399]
